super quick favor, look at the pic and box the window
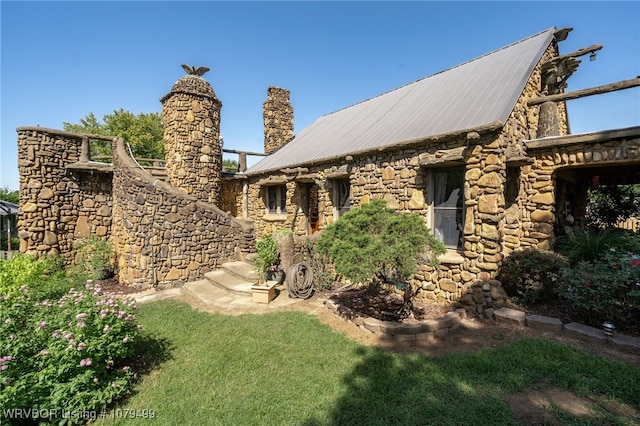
[266,185,286,215]
[432,167,464,250]
[333,179,350,219]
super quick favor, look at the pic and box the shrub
[302,236,336,291]
[499,248,569,304]
[557,250,640,328]
[0,281,141,424]
[0,254,65,298]
[555,227,637,265]
[254,234,278,281]
[74,234,114,281]
[315,199,445,296]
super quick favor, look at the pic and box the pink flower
[77,322,86,328]
[75,313,87,320]
[39,349,49,356]
[584,282,592,287]
[631,259,640,269]
[38,321,47,330]
[80,358,92,367]
[64,332,74,340]
[122,336,129,344]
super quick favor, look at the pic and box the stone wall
[161,75,222,205]
[263,87,294,155]
[17,127,113,263]
[111,137,254,288]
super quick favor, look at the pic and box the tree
[586,184,640,228]
[315,199,445,313]
[63,109,164,160]
[0,187,19,204]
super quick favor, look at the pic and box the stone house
[16,26,639,315]
[230,27,640,311]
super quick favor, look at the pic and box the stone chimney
[160,72,222,205]
[263,86,293,155]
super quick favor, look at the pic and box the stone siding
[17,128,113,263]
[111,137,254,288]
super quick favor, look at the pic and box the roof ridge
[320,27,556,118]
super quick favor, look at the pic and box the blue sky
[1,1,639,192]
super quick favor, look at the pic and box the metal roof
[246,28,556,175]
[0,201,19,217]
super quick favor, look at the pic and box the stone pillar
[263,86,294,155]
[161,74,222,205]
[536,101,560,138]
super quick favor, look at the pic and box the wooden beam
[528,77,640,106]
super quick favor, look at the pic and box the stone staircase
[183,260,298,310]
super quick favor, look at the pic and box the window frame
[332,178,351,220]
[428,166,464,251]
[265,184,287,215]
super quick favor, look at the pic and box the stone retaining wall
[326,298,467,348]
[17,127,113,262]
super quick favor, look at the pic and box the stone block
[494,307,526,326]
[563,322,607,344]
[379,321,423,335]
[363,317,382,333]
[608,334,640,354]
[525,315,563,334]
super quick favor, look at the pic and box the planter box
[251,283,276,304]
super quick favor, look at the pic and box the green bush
[0,282,141,424]
[303,236,336,291]
[74,234,114,280]
[0,254,68,298]
[315,199,445,289]
[555,227,638,265]
[499,248,569,304]
[254,234,278,281]
[557,250,640,328]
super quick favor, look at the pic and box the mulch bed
[328,287,450,322]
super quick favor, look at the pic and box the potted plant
[255,234,279,282]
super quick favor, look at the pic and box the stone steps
[203,259,259,295]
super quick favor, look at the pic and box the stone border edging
[494,307,640,354]
[325,298,467,347]
[325,300,640,354]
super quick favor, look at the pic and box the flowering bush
[0,281,141,424]
[557,249,640,328]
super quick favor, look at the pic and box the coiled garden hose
[286,262,314,299]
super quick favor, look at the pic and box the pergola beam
[528,77,640,107]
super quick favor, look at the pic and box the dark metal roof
[0,201,19,217]
[247,28,556,175]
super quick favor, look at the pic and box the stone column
[161,74,222,205]
[263,86,294,155]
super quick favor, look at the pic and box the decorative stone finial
[181,64,210,76]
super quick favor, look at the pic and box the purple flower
[77,322,86,328]
[4,318,11,324]
[39,349,49,356]
[75,313,87,320]
[38,321,47,330]
[64,332,74,340]
[80,358,92,367]
[0,365,7,371]
[122,336,129,344]
[77,342,86,351]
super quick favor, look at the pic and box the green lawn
[97,299,640,425]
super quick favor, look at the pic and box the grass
[97,299,640,425]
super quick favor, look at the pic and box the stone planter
[251,282,276,304]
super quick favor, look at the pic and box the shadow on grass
[127,332,175,377]
[303,345,514,425]
[303,338,640,425]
